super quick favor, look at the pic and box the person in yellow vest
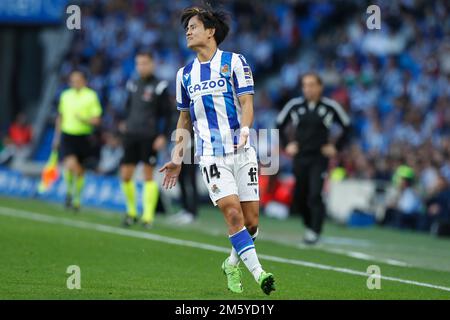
[52,70,102,211]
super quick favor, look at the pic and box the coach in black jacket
[276,73,351,244]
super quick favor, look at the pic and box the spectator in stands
[384,165,424,230]
[0,114,33,166]
[0,136,15,166]
[8,113,32,147]
[425,174,450,234]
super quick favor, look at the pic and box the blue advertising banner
[0,0,68,24]
[0,167,133,213]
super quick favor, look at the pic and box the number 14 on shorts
[203,164,221,183]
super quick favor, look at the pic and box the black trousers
[292,154,328,235]
[179,162,198,217]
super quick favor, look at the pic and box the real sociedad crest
[220,63,230,77]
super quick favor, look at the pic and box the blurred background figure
[119,51,172,228]
[52,70,102,212]
[8,113,33,148]
[0,113,33,165]
[170,132,199,225]
[0,137,16,166]
[276,73,351,245]
[425,174,450,236]
[384,165,424,230]
[97,131,123,176]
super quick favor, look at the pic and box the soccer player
[159,6,275,295]
[120,51,171,228]
[52,70,102,211]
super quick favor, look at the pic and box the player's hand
[159,161,182,189]
[285,142,299,157]
[235,127,250,150]
[153,135,167,151]
[321,143,337,158]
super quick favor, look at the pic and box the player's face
[70,72,86,90]
[302,75,323,101]
[185,15,213,50]
[136,55,154,78]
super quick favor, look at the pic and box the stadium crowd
[1,0,449,233]
[0,113,33,166]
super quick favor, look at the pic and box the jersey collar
[196,48,220,65]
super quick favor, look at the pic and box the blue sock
[230,227,255,256]
[229,228,258,265]
[229,227,263,281]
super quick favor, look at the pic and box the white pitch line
[319,247,410,267]
[1,206,450,293]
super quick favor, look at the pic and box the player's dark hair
[302,72,323,86]
[181,5,230,45]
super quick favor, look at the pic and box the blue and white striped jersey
[176,49,254,156]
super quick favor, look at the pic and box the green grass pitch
[0,195,450,299]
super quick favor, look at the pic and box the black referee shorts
[121,134,158,166]
[60,133,94,165]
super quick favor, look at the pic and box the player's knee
[225,206,243,228]
[120,166,134,182]
[143,174,154,182]
[121,176,132,183]
[74,163,84,175]
[64,157,75,169]
[67,159,82,174]
[143,166,154,181]
[120,171,132,182]
[75,168,84,177]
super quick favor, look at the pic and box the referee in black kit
[276,73,351,245]
[119,51,172,228]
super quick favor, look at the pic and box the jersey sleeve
[58,91,65,115]
[123,80,134,118]
[232,54,255,96]
[276,97,303,148]
[176,68,190,111]
[89,91,103,118]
